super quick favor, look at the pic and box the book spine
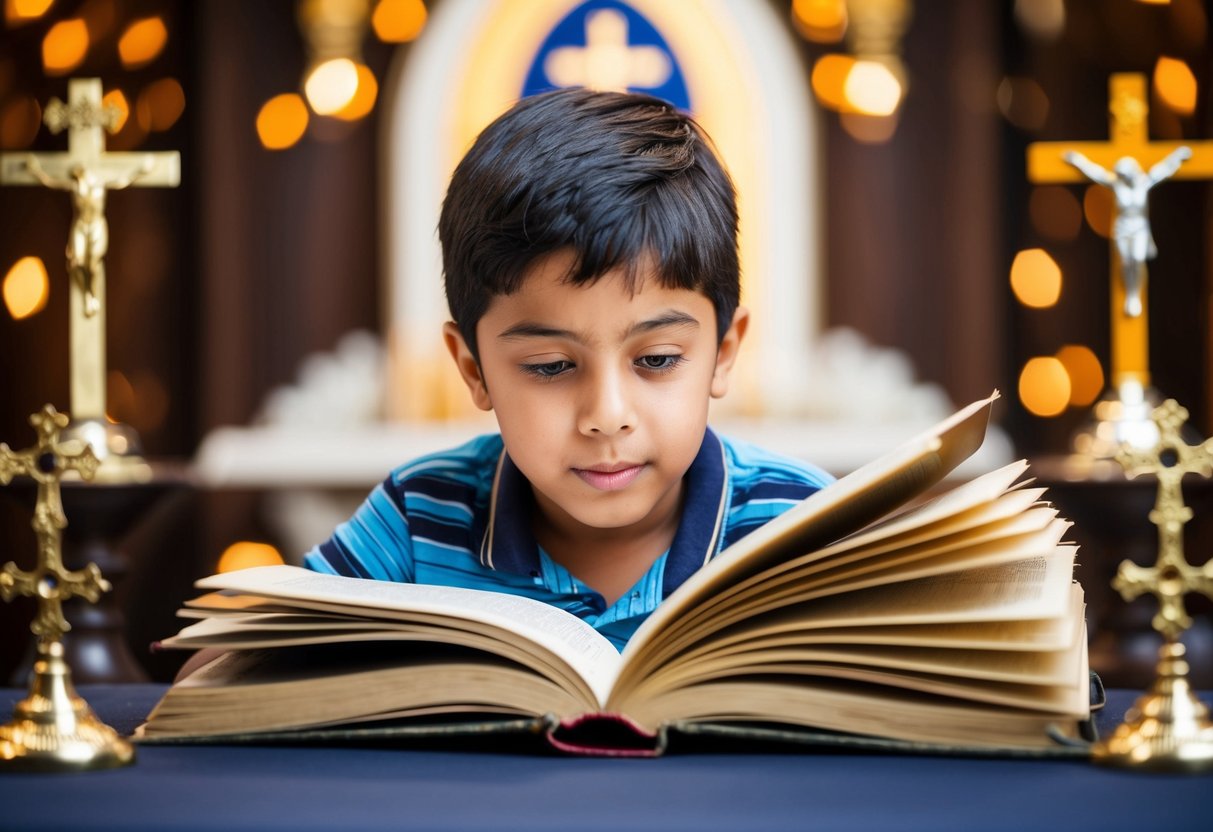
[544,713,668,757]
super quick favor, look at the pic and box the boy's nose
[578,370,635,437]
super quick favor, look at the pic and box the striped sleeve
[302,434,502,582]
[719,435,834,550]
[304,478,414,581]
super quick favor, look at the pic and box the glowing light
[1014,0,1065,40]
[1020,357,1071,417]
[42,19,89,75]
[844,60,902,116]
[1083,184,1113,239]
[8,0,54,21]
[840,111,898,144]
[118,16,168,68]
[332,63,378,121]
[810,54,855,111]
[1010,248,1062,308]
[102,89,129,132]
[1135,0,1170,4]
[372,0,426,42]
[218,541,285,573]
[791,0,847,43]
[996,76,1049,131]
[0,96,41,149]
[1028,185,1082,241]
[3,256,50,319]
[305,58,359,115]
[257,93,309,150]
[1055,345,1104,407]
[136,78,185,132]
[1153,57,1197,115]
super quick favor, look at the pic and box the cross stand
[0,405,134,772]
[1091,400,1213,772]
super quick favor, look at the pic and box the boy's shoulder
[716,431,834,490]
[386,433,504,491]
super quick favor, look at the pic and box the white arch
[382,0,821,420]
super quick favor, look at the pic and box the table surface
[0,686,1210,832]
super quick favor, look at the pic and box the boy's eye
[635,354,683,372]
[521,360,573,378]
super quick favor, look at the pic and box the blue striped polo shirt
[303,427,832,650]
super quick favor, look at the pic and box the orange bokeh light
[372,0,426,42]
[257,93,309,150]
[118,16,168,68]
[43,18,89,75]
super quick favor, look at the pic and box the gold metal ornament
[0,404,135,771]
[1091,399,1213,773]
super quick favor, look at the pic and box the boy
[304,88,832,650]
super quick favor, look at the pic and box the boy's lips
[573,463,646,491]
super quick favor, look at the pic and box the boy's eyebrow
[626,310,700,336]
[496,310,701,342]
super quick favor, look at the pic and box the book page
[657,497,1057,655]
[139,645,587,737]
[195,566,622,707]
[164,611,598,705]
[620,392,999,675]
[758,550,1078,628]
[661,583,1083,667]
[635,613,1084,695]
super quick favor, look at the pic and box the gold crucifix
[0,404,107,643]
[1027,73,1213,394]
[0,404,133,772]
[1112,399,1213,639]
[1091,398,1213,771]
[0,78,180,424]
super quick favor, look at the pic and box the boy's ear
[442,322,493,411]
[710,306,749,399]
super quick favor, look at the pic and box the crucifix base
[1092,640,1213,773]
[0,639,134,772]
[63,418,153,484]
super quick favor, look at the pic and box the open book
[137,393,1095,756]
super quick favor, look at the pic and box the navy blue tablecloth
[0,686,1209,832]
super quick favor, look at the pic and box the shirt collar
[479,428,729,597]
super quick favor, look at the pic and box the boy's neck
[531,481,685,607]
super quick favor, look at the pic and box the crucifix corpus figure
[1063,146,1192,318]
[0,78,179,434]
[22,155,155,318]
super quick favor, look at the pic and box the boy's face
[444,250,747,548]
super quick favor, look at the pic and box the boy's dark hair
[439,87,740,359]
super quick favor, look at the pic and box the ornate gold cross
[1113,399,1213,638]
[1027,73,1213,391]
[0,404,106,643]
[0,78,180,423]
[1092,398,1213,771]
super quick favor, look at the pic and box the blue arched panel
[521,0,691,111]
